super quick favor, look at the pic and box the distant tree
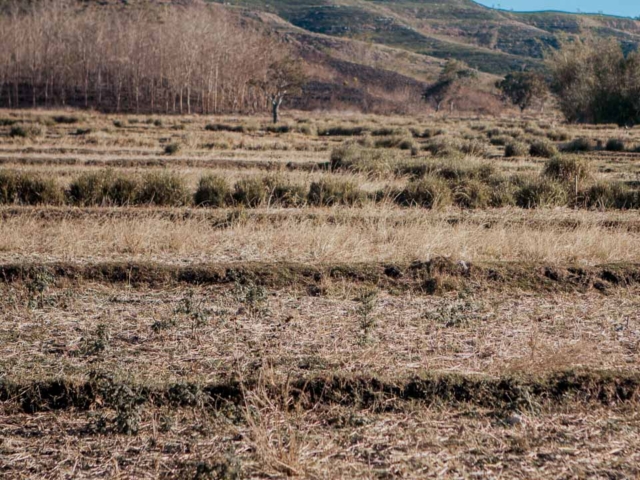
[547,38,640,125]
[252,57,306,124]
[496,71,548,113]
[423,59,478,113]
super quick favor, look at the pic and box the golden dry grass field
[1,109,640,479]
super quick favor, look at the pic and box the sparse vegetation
[1,109,640,480]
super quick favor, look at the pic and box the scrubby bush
[318,125,368,136]
[194,175,231,207]
[233,178,267,207]
[460,139,490,157]
[561,137,592,152]
[605,138,625,152]
[583,182,639,209]
[504,141,528,158]
[264,176,307,207]
[0,170,63,205]
[488,178,517,207]
[296,123,317,136]
[68,170,139,206]
[529,139,558,158]
[547,130,571,141]
[515,177,568,208]
[9,123,46,139]
[453,179,491,209]
[164,143,181,155]
[137,171,190,206]
[330,144,399,175]
[396,176,452,209]
[308,178,364,206]
[52,115,80,124]
[205,123,244,133]
[425,137,462,157]
[543,156,591,183]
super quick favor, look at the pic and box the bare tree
[252,57,306,124]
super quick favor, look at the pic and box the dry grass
[0,207,638,264]
[2,109,640,479]
[0,283,638,383]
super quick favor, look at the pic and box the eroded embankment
[1,370,638,414]
[0,259,638,293]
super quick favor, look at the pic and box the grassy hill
[215,0,640,75]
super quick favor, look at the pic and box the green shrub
[605,138,625,152]
[425,158,496,182]
[453,179,491,209]
[265,124,291,134]
[515,177,568,208]
[529,139,558,158]
[194,175,231,207]
[318,125,368,136]
[9,124,45,139]
[330,144,399,175]
[0,171,18,203]
[460,139,490,157]
[543,156,591,183]
[137,172,190,206]
[489,135,510,146]
[0,170,63,205]
[504,141,528,158]
[264,176,307,207]
[296,124,317,136]
[561,137,592,152]
[583,182,638,209]
[547,130,571,141]
[425,137,462,157]
[308,178,364,206]
[233,178,267,207]
[396,176,452,209]
[205,123,244,133]
[68,170,140,206]
[164,143,181,155]
[488,178,517,207]
[53,115,80,124]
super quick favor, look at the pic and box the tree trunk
[272,100,279,124]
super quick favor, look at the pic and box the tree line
[425,39,640,126]
[0,1,285,114]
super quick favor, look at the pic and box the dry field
[1,109,640,479]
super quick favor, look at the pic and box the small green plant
[356,288,378,342]
[233,281,268,317]
[80,323,110,356]
[175,289,210,330]
[26,269,55,309]
[424,299,480,328]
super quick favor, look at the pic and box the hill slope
[216,0,640,75]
